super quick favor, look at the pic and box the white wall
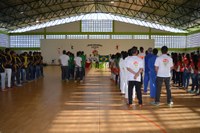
[114,21,171,33]
[46,21,80,32]
[41,39,154,64]
[114,21,149,32]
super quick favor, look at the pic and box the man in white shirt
[151,46,174,106]
[59,50,70,81]
[74,51,83,82]
[126,47,144,107]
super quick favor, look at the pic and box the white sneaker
[168,101,174,107]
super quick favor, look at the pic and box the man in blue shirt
[143,48,153,94]
[148,48,158,98]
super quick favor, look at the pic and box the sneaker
[80,80,83,83]
[150,101,159,106]
[74,80,77,83]
[168,101,174,107]
[16,84,22,87]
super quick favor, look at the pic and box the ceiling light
[20,11,24,14]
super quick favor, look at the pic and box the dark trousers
[11,69,21,86]
[176,72,183,87]
[191,73,198,91]
[155,77,172,104]
[172,69,176,84]
[61,66,69,80]
[75,67,83,80]
[128,81,142,105]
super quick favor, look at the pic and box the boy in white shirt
[151,46,173,106]
[59,50,70,81]
[74,51,83,82]
[126,47,144,107]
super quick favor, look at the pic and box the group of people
[0,48,44,91]
[171,52,200,94]
[110,46,200,107]
[59,50,86,82]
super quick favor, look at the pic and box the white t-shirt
[155,54,173,77]
[74,56,82,67]
[125,56,144,82]
[59,54,69,66]
[138,52,145,60]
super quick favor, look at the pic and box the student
[59,50,70,81]
[143,48,153,95]
[176,54,184,88]
[119,51,128,94]
[74,51,83,82]
[126,46,144,107]
[182,54,191,89]
[151,46,173,106]
[148,48,158,98]
[4,48,12,88]
[124,49,135,101]
[11,51,22,87]
[80,51,86,77]
[68,52,75,79]
[0,50,6,91]
[188,54,198,94]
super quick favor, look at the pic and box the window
[67,35,87,39]
[82,20,113,32]
[46,35,65,39]
[10,35,44,47]
[187,33,200,48]
[0,34,9,47]
[112,35,132,39]
[133,35,149,39]
[151,35,186,48]
[89,35,110,39]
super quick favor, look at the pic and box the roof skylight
[9,13,187,33]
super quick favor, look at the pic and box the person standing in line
[59,50,70,82]
[138,47,145,86]
[143,48,153,95]
[126,46,144,107]
[11,51,22,87]
[119,51,128,94]
[74,51,83,83]
[148,48,158,98]
[68,52,75,80]
[151,46,174,106]
[124,49,135,101]
[4,48,12,88]
[0,50,6,91]
[80,51,86,78]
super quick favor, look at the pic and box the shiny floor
[0,66,200,133]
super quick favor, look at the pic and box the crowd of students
[59,50,86,83]
[110,46,200,107]
[0,48,44,91]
